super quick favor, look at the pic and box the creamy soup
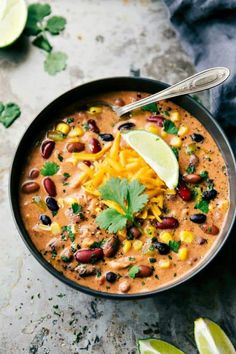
[19,91,229,294]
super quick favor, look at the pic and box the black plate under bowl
[9,77,236,299]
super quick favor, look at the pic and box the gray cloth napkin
[164,0,236,150]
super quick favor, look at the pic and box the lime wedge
[0,0,27,48]
[194,318,236,354]
[122,130,179,189]
[138,338,185,354]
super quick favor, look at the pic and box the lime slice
[0,0,27,48]
[122,130,179,189]
[194,318,236,354]
[138,338,185,354]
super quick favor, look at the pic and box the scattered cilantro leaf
[141,102,158,113]
[41,161,59,176]
[162,110,170,116]
[169,240,181,253]
[66,117,74,124]
[25,3,51,36]
[62,225,75,242]
[32,34,52,52]
[61,255,70,262]
[195,200,209,213]
[82,122,89,131]
[46,16,66,35]
[171,147,179,160]
[163,119,178,135]
[89,240,105,249]
[96,208,127,234]
[128,266,140,279]
[72,203,81,215]
[52,210,58,217]
[0,103,21,128]
[200,170,209,180]
[58,153,63,162]
[44,51,68,75]
[186,165,195,174]
[63,172,70,179]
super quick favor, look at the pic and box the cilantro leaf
[141,102,158,113]
[0,103,21,128]
[128,266,140,279]
[186,165,195,174]
[99,177,128,211]
[163,120,178,135]
[171,147,179,160]
[200,170,209,180]
[46,16,66,35]
[195,200,209,213]
[96,208,127,233]
[32,34,52,52]
[44,51,68,75]
[25,3,51,36]
[127,179,148,215]
[72,203,81,214]
[169,240,181,253]
[41,161,59,176]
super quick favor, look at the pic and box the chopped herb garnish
[52,210,58,217]
[63,182,69,186]
[163,119,178,135]
[58,153,63,162]
[0,102,21,128]
[128,256,136,261]
[149,257,156,263]
[66,117,74,124]
[169,240,181,253]
[63,172,70,179]
[186,165,196,174]
[141,102,158,113]
[41,161,59,176]
[51,249,57,258]
[82,122,89,131]
[195,199,209,213]
[89,240,105,249]
[172,147,179,160]
[62,225,75,242]
[72,203,82,214]
[155,274,159,279]
[128,265,140,279]
[61,255,70,262]
[200,170,209,180]
[96,271,102,278]
[57,293,66,298]
[162,110,170,116]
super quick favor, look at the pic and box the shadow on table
[0,35,30,64]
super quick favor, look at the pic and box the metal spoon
[91,67,230,118]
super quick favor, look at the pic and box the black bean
[46,197,59,211]
[202,189,217,201]
[118,122,135,131]
[40,214,52,225]
[191,133,204,143]
[190,213,206,224]
[106,272,117,283]
[154,242,171,255]
[99,133,114,141]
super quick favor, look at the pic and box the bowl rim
[9,76,236,300]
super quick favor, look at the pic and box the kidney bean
[21,181,40,194]
[103,235,120,257]
[46,197,59,211]
[154,242,171,255]
[43,177,57,197]
[75,264,100,277]
[67,142,85,153]
[155,217,179,229]
[114,98,125,106]
[99,133,114,141]
[89,138,101,153]
[202,189,217,201]
[129,226,141,239]
[87,119,100,133]
[40,140,55,159]
[136,265,153,278]
[189,154,199,167]
[183,174,202,184]
[201,224,219,235]
[29,168,40,179]
[75,248,104,263]
[147,115,165,127]
[83,160,92,167]
[118,122,135,131]
[40,214,52,225]
[191,133,204,142]
[106,271,117,283]
[190,213,207,224]
[177,179,192,201]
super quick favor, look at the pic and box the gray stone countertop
[0,1,235,353]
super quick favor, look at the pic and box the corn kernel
[160,129,167,138]
[170,111,180,122]
[88,106,102,114]
[117,229,127,239]
[133,240,143,251]
[178,125,189,137]
[170,136,182,148]
[159,259,171,269]
[38,224,51,231]
[218,200,229,212]
[56,122,70,135]
[95,207,102,213]
[51,222,62,235]
[68,137,80,143]
[123,240,132,253]
[82,238,94,248]
[178,247,189,261]
[180,230,194,243]
[144,226,156,238]
[147,125,160,135]
[57,198,64,208]
[159,232,173,244]
[68,126,84,137]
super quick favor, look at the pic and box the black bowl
[10,77,236,299]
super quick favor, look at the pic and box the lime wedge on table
[138,338,184,354]
[122,130,179,189]
[194,318,236,354]
[0,0,27,48]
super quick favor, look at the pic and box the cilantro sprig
[41,161,59,176]
[96,177,148,233]
[163,120,179,135]
[0,102,21,128]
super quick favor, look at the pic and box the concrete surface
[0,1,235,353]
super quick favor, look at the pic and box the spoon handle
[116,67,230,116]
